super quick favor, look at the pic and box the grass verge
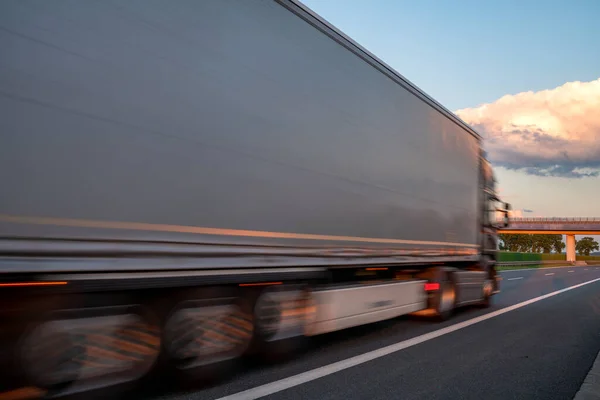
[497,262,600,271]
[496,264,566,271]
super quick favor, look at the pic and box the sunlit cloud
[456,78,600,178]
[509,209,523,218]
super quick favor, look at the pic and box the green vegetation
[498,251,548,263]
[497,251,600,262]
[496,264,547,271]
[494,235,600,271]
[579,255,600,261]
[498,234,564,253]
[499,234,600,257]
[498,252,549,262]
[496,261,600,271]
[575,237,600,256]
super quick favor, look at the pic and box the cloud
[507,209,534,219]
[508,209,523,218]
[455,78,600,178]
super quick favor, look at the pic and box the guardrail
[510,217,600,224]
[497,260,600,267]
[497,260,567,267]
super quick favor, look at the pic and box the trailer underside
[0,252,498,397]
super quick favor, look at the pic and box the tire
[431,274,457,322]
[479,279,494,308]
[479,256,496,308]
[247,285,311,363]
[158,287,254,386]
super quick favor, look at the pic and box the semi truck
[0,0,510,396]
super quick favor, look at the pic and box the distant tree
[529,234,543,253]
[499,234,564,254]
[518,235,533,253]
[576,237,600,256]
[534,235,554,254]
[498,234,508,251]
[528,235,539,253]
[499,234,538,252]
[550,235,566,254]
[499,234,528,252]
[499,234,517,251]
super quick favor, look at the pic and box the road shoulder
[574,350,600,400]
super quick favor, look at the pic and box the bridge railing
[510,217,600,224]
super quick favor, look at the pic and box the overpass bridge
[500,217,600,262]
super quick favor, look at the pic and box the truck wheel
[479,279,494,308]
[434,280,456,321]
[19,303,160,396]
[247,285,313,363]
[161,288,254,385]
[478,256,496,308]
[420,268,456,322]
[19,325,80,392]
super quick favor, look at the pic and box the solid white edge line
[215,277,600,400]
[507,277,523,280]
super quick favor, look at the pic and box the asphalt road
[150,265,600,400]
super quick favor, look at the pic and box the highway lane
[153,266,600,400]
[497,265,600,306]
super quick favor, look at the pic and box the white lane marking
[585,269,589,271]
[569,270,574,273]
[507,277,523,281]
[545,273,555,276]
[215,277,600,400]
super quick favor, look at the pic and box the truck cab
[480,154,511,265]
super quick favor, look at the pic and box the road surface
[148,265,600,400]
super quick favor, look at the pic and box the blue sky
[302,0,600,224]
[301,0,600,110]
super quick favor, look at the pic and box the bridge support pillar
[566,234,576,262]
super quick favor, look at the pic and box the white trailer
[0,0,509,396]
